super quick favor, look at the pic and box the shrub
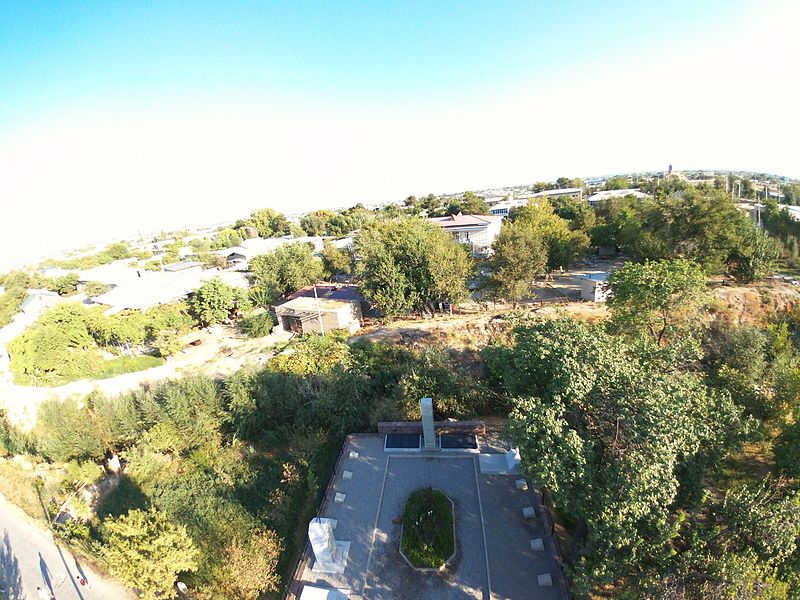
[239,310,276,338]
[96,355,164,379]
[400,487,454,568]
[774,423,800,478]
[100,508,199,600]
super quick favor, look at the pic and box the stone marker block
[530,538,544,551]
[421,397,436,450]
[342,470,353,480]
[522,505,536,519]
[537,573,553,587]
[334,492,346,504]
[506,447,521,470]
[515,479,528,490]
[349,451,359,459]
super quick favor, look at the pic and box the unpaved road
[0,494,133,600]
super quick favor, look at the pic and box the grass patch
[96,355,165,379]
[400,487,454,569]
[0,458,67,522]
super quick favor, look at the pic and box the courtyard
[290,434,566,600]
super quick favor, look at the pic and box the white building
[580,273,610,302]
[587,189,650,206]
[489,199,529,217]
[428,214,503,256]
[92,270,247,313]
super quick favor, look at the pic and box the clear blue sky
[0,0,756,124]
[0,0,797,268]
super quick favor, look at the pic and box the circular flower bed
[399,487,455,569]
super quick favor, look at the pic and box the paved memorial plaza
[290,430,566,600]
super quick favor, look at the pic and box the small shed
[273,285,363,335]
[580,273,610,302]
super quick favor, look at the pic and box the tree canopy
[188,278,251,327]
[606,259,707,346]
[101,508,199,600]
[355,217,472,317]
[486,318,745,592]
[248,242,324,301]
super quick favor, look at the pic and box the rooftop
[428,214,503,229]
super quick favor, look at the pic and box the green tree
[188,279,249,327]
[82,280,112,298]
[490,319,744,592]
[604,175,629,190]
[101,508,199,600]
[47,273,79,296]
[487,223,547,303]
[356,218,472,317]
[775,423,800,478]
[445,192,489,215]
[8,304,102,385]
[248,242,324,300]
[35,398,105,462]
[321,240,351,279]
[217,530,283,599]
[732,227,781,283]
[300,210,336,236]
[212,228,243,250]
[247,208,291,238]
[607,259,707,345]
[507,202,589,271]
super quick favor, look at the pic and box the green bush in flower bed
[400,487,455,568]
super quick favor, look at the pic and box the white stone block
[506,447,521,470]
[530,538,544,551]
[537,573,553,587]
[421,397,436,450]
[308,519,337,564]
[348,451,359,459]
[342,470,353,480]
[335,492,346,504]
[515,479,528,490]
[522,505,536,519]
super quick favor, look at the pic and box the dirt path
[0,325,290,430]
[0,493,134,600]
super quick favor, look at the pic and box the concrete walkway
[0,494,133,600]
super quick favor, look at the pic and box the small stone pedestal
[308,518,351,573]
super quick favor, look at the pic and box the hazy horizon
[2,0,799,272]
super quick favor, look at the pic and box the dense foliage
[15,334,489,598]
[591,188,758,275]
[356,217,473,317]
[248,242,324,302]
[400,488,455,568]
[187,278,251,327]
[7,303,193,385]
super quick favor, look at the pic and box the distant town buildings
[586,189,650,206]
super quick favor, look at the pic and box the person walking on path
[36,586,55,599]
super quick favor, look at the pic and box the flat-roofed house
[587,189,650,206]
[273,284,363,335]
[428,213,503,256]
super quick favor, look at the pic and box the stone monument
[308,517,350,573]
[421,397,436,450]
